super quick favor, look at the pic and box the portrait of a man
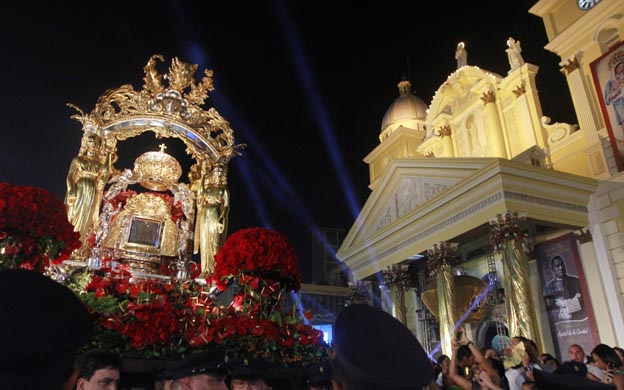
[542,255,587,322]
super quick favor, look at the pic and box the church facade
[336,0,624,361]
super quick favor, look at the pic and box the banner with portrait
[591,40,624,172]
[536,233,598,360]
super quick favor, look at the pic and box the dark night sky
[0,1,575,281]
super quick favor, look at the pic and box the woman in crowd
[504,336,542,390]
[592,343,624,390]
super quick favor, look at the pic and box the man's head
[76,349,122,390]
[167,351,227,390]
[551,256,567,279]
[456,345,475,369]
[227,358,272,390]
[331,304,434,390]
[568,344,586,363]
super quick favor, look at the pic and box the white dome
[381,80,428,133]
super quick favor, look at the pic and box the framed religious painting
[535,233,599,361]
[590,40,624,172]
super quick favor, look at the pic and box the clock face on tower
[578,0,600,10]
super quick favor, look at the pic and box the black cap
[0,269,93,387]
[228,358,271,379]
[333,304,434,389]
[534,369,616,390]
[556,361,588,376]
[166,351,227,380]
[305,361,332,386]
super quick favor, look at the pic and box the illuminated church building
[336,0,624,359]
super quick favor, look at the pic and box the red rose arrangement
[74,227,327,365]
[210,227,302,292]
[0,182,81,272]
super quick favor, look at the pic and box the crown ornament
[134,144,183,191]
[67,55,244,163]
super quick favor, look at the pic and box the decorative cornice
[480,90,496,104]
[560,57,579,76]
[512,84,526,97]
[437,125,452,138]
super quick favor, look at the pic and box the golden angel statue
[194,161,230,277]
[65,133,111,246]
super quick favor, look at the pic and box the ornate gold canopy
[63,55,244,279]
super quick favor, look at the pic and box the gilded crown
[609,50,624,71]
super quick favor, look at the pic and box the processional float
[61,55,244,280]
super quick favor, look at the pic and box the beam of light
[272,0,362,222]
[289,291,310,325]
[292,291,337,320]
[187,45,350,267]
[166,3,353,278]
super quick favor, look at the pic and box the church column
[489,211,541,347]
[382,264,412,325]
[437,125,455,157]
[481,90,506,158]
[427,241,460,356]
[561,56,600,143]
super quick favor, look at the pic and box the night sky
[1,1,575,281]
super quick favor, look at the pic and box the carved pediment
[375,177,454,231]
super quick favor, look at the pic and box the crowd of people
[4,267,624,390]
[429,327,624,390]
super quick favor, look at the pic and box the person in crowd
[592,344,624,390]
[330,303,434,389]
[614,347,624,367]
[449,343,475,387]
[0,269,93,390]
[504,336,542,390]
[75,349,122,390]
[539,353,561,373]
[568,343,604,381]
[450,328,502,390]
[569,344,593,364]
[434,354,459,389]
[520,380,535,390]
[534,360,616,390]
[304,361,332,390]
[227,358,273,390]
[165,351,227,390]
[482,347,500,361]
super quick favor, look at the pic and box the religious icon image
[542,255,587,322]
[591,40,624,171]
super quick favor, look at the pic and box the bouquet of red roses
[210,227,302,293]
[0,182,81,272]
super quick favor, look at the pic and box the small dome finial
[398,79,411,96]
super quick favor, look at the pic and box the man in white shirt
[568,344,604,381]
